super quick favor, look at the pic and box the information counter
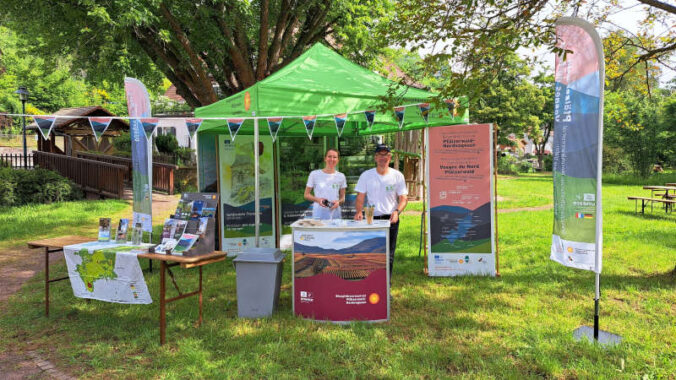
[291,219,390,323]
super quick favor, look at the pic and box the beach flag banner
[267,117,283,142]
[33,116,56,140]
[185,118,203,139]
[445,99,458,116]
[140,118,159,141]
[418,103,431,123]
[364,110,376,129]
[88,117,113,142]
[226,118,245,141]
[334,113,347,137]
[124,77,153,233]
[551,18,620,346]
[303,115,316,140]
[550,17,604,274]
[394,107,405,129]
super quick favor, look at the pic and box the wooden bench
[627,196,676,214]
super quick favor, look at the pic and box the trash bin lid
[233,247,285,263]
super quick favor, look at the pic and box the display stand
[151,192,219,257]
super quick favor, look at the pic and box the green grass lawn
[0,173,674,378]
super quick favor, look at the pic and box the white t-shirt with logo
[306,169,347,219]
[355,168,408,216]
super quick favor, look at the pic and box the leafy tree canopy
[1,0,393,107]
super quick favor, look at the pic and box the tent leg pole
[254,114,260,248]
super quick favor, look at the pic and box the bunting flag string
[184,118,203,139]
[364,110,376,129]
[32,116,57,140]
[334,113,347,137]
[140,118,159,141]
[3,99,461,140]
[88,117,113,142]
[445,98,459,117]
[418,103,430,123]
[267,117,283,142]
[302,115,316,140]
[394,106,406,129]
[226,118,244,141]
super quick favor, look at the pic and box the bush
[0,167,83,206]
[498,154,519,175]
[602,145,632,174]
[518,161,534,173]
[155,134,180,154]
[543,155,553,171]
[113,131,132,154]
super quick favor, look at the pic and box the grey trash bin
[233,247,285,318]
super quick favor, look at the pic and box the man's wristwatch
[393,210,399,215]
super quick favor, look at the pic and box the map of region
[74,246,138,292]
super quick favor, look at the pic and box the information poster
[218,135,275,255]
[293,224,388,322]
[426,124,495,276]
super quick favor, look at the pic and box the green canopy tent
[195,43,468,137]
[194,43,469,246]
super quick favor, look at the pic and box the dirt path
[0,193,179,379]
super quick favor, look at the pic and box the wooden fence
[0,153,33,169]
[33,151,125,199]
[76,152,178,194]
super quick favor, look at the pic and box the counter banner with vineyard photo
[218,134,276,255]
[426,124,496,277]
[293,228,388,322]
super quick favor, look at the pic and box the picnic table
[627,185,676,214]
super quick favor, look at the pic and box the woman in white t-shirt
[304,148,347,219]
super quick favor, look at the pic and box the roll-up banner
[426,124,495,276]
[218,134,276,255]
[550,17,604,274]
[124,78,153,232]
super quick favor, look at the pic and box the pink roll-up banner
[426,124,495,276]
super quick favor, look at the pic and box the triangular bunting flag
[334,113,347,137]
[394,107,406,129]
[418,103,430,123]
[226,118,245,141]
[364,110,376,129]
[302,116,316,140]
[267,117,283,142]
[445,98,459,117]
[88,117,113,142]
[140,118,159,140]
[32,116,56,140]
[185,118,203,139]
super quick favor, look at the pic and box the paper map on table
[63,242,152,304]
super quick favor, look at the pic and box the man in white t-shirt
[354,144,408,280]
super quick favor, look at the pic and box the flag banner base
[573,326,622,347]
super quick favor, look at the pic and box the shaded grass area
[0,177,674,378]
[0,200,129,250]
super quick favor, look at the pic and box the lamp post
[14,86,29,168]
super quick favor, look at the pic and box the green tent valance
[195,43,468,138]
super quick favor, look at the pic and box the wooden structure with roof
[27,106,128,156]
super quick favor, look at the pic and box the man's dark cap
[374,144,391,154]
